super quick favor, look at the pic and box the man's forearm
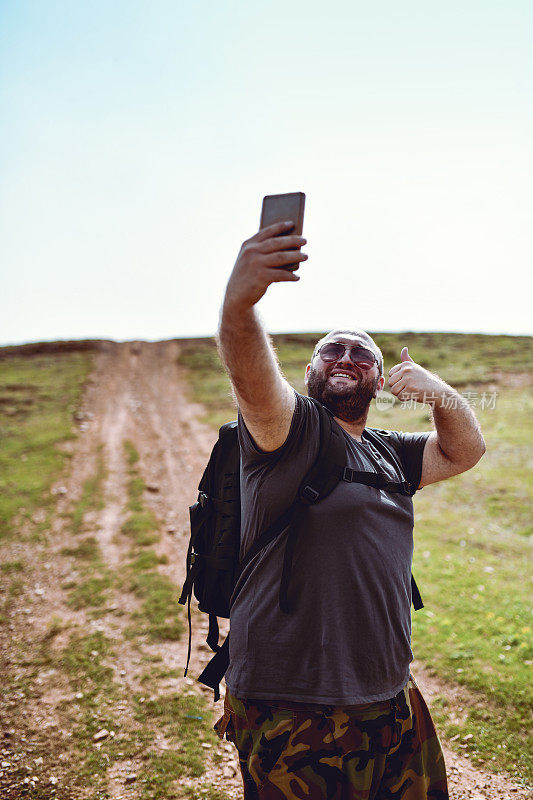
[431,388,486,468]
[217,300,285,407]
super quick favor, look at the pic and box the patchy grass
[121,511,160,546]
[128,571,183,641]
[0,352,93,539]
[121,441,184,642]
[133,691,220,799]
[61,536,100,561]
[67,574,114,610]
[0,560,25,573]
[70,448,107,536]
[178,331,533,784]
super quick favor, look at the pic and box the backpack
[178,398,423,701]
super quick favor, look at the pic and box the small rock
[201,743,212,749]
[49,776,58,785]
[93,729,109,742]
[34,757,44,766]
[462,733,473,741]
[125,773,137,784]
[223,765,237,778]
[146,484,160,493]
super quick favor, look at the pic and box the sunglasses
[315,343,378,370]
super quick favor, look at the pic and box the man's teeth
[331,372,354,379]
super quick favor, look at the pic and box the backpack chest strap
[338,465,412,496]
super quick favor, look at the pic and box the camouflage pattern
[214,676,448,799]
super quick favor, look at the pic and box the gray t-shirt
[225,392,430,705]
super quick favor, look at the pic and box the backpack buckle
[343,467,355,482]
[301,485,319,503]
[198,491,209,508]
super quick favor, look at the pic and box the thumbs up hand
[388,347,445,405]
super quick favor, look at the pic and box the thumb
[401,346,414,363]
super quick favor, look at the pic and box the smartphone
[260,192,306,269]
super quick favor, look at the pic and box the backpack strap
[361,428,415,496]
[359,427,424,610]
[197,635,230,702]
[278,400,346,614]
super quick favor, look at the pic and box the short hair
[313,329,384,376]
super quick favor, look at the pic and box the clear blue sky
[1,0,532,345]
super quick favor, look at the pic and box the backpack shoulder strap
[237,398,347,582]
[362,427,413,496]
[297,398,347,503]
[277,399,347,613]
[363,427,424,610]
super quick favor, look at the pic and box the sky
[1,0,532,345]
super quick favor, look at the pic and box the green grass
[61,536,101,561]
[70,449,107,535]
[133,691,220,799]
[178,331,533,785]
[0,560,25,573]
[68,574,114,610]
[121,441,184,642]
[0,352,93,538]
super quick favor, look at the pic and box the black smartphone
[260,192,306,269]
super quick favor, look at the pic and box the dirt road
[0,341,529,799]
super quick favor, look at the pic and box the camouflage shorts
[214,675,448,799]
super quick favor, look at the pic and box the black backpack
[179,398,423,701]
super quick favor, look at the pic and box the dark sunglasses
[315,343,378,370]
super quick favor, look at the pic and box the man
[214,221,485,799]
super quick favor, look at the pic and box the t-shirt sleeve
[385,430,431,495]
[237,391,321,471]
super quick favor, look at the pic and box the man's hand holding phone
[224,221,308,313]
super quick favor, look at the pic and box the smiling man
[214,222,485,800]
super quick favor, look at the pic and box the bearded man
[214,221,485,800]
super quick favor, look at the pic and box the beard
[307,368,380,423]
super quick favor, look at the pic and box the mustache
[306,368,380,423]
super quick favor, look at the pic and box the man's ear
[374,375,385,397]
[304,363,311,385]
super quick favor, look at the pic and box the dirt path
[0,341,530,799]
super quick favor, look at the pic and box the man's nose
[337,349,352,365]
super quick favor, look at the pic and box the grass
[178,331,533,785]
[70,449,107,535]
[134,691,218,796]
[0,352,93,539]
[122,440,184,642]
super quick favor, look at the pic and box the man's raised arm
[217,222,308,452]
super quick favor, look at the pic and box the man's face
[304,334,384,423]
